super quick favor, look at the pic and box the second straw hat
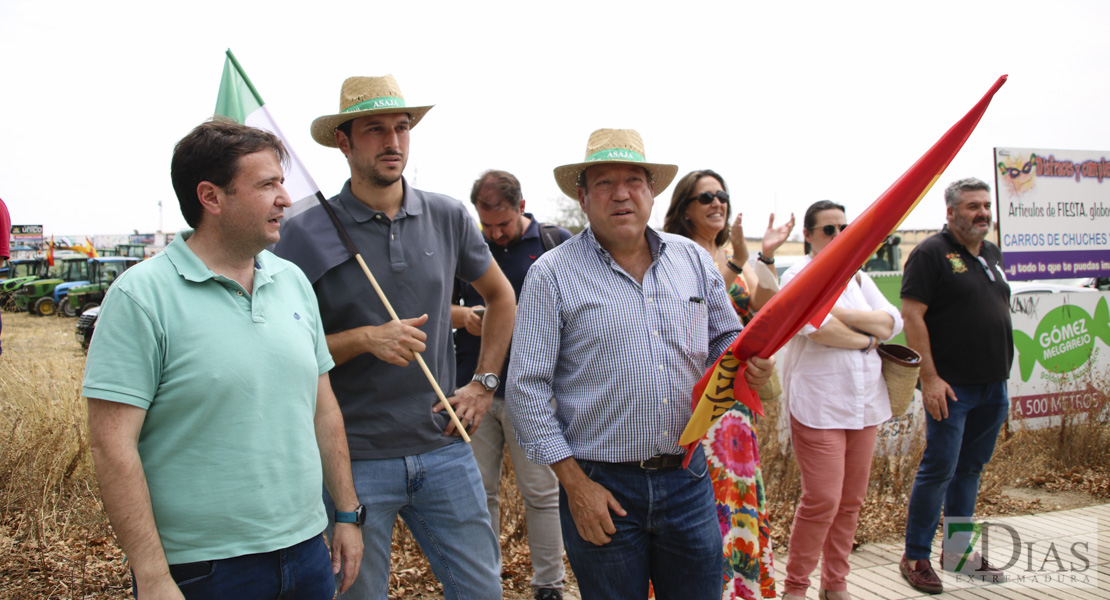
[553,128,678,198]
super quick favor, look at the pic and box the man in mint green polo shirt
[84,120,363,600]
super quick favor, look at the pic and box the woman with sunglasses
[664,170,794,322]
[663,169,793,600]
[778,201,903,600]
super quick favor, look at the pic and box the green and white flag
[215,49,321,214]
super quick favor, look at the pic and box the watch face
[483,374,499,390]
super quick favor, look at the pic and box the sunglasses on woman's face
[811,224,848,236]
[692,190,729,205]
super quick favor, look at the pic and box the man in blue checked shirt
[506,128,774,600]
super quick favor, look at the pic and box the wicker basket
[878,343,921,417]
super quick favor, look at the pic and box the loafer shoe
[900,554,943,594]
[941,550,1004,578]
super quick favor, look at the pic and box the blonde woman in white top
[778,200,903,600]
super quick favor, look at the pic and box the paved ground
[776,503,1110,599]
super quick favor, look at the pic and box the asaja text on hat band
[344,96,405,113]
[586,149,646,163]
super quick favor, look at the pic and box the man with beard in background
[898,177,1011,595]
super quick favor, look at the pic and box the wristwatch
[472,372,500,392]
[335,504,366,526]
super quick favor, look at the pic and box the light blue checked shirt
[506,227,742,465]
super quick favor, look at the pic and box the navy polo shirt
[455,214,572,395]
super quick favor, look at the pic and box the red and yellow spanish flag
[680,75,1009,463]
[84,237,98,258]
[46,235,54,267]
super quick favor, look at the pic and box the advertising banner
[995,147,1110,281]
[10,224,44,250]
[1007,290,1110,430]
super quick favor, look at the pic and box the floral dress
[703,273,777,599]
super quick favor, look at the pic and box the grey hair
[944,177,991,208]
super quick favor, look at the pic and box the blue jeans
[324,439,502,599]
[134,534,334,599]
[904,380,1009,560]
[560,446,724,600]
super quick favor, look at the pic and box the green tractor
[1,258,49,311]
[862,234,904,273]
[12,256,92,316]
[66,257,140,316]
[115,243,148,259]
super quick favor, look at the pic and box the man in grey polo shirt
[275,75,515,599]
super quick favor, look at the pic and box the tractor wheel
[60,300,77,318]
[80,302,100,316]
[35,297,56,316]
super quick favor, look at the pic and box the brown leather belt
[617,454,685,470]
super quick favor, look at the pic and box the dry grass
[0,312,126,599]
[1,312,1107,598]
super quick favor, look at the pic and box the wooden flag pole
[352,254,471,443]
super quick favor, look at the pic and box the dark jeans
[560,446,724,600]
[134,534,334,600]
[904,380,1009,559]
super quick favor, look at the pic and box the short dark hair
[944,177,991,208]
[471,170,523,211]
[171,119,287,228]
[663,170,731,247]
[803,199,847,255]
[335,119,354,140]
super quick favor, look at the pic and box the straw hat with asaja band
[554,128,678,198]
[311,75,434,147]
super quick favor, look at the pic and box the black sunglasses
[809,224,848,236]
[691,190,729,205]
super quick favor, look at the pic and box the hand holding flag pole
[360,264,472,441]
[355,254,473,443]
[679,75,1009,465]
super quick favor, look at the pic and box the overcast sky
[3,0,1109,241]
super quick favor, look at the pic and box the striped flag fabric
[214,49,323,218]
[679,75,1009,463]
